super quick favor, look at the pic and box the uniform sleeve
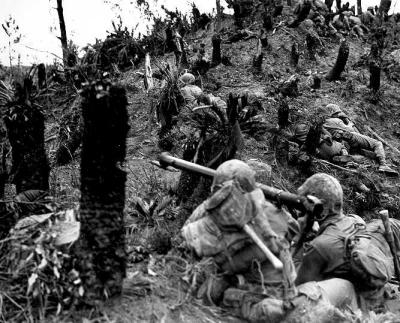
[295,241,328,285]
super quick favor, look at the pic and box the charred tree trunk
[260,30,269,48]
[290,42,300,67]
[306,33,317,61]
[278,98,290,129]
[357,0,362,15]
[325,40,349,81]
[75,80,129,302]
[38,63,47,89]
[212,34,222,66]
[379,0,391,19]
[336,0,342,11]
[56,0,69,66]
[263,12,274,30]
[311,75,321,89]
[369,44,381,93]
[4,97,49,194]
[325,0,333,11]
[253,39,264,72]
[288,2,311,27]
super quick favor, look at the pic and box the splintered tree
[211,34,222,66]
[75,80,129,302]
[369,43,381,94]
[325,39,349,81]
[379,0,391,18]
[37,63,47,89]
[253,39,264,72]
[290,42,300,67]
[4,76,49,194]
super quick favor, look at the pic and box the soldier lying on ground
[320,104,398,175]
[181,160,360,322]
[295,173,400,313]
[292,122,350,162]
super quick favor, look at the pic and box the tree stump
[325,40,349,81]
[75,80,129,303]
[253,39,264,72]
[4,80,49,193]
[306,32,318,61]
[38,63,47,89]
[212,34,222,66]
[369,44,381,93]
[263,12,274,30]
[290,42,300,67]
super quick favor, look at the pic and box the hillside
[2,5,400,323]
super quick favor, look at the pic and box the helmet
[294,123,310,143]
[297,173,343,221]
[212,160,256,193]
[179,73,195,85]
[325,103,342,116]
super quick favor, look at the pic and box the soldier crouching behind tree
[181,160,359,322]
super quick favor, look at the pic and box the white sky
[0,0,398,66]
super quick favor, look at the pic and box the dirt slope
[48,13,400,323]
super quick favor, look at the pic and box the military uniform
[322,104,398,175]
[182,162,359,322]
[296,173,400,313]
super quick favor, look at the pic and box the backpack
[346,220,394,289]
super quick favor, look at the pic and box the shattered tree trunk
[369,44,381,93]
[75,81,129,302]
[357,0,362,15]
[306,33,317,61]
[379,0,391,18]
[253,39,264,71]
[263,12,274,30]
[260,30,269,48]
[4,104,49,194]
[325,40,349,81]
[38,63,46,89]
[290,42,300,67]
[56,0,69,66]
[212,34,222,66]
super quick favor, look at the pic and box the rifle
[157,153,324,269]
[158,152,323,215]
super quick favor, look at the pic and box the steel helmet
[325,103,342,116]
[179,73,195,85]
[297,173,343,221]
[212,159,257,193]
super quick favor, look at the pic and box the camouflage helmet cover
[179,73,195,85]
[297,173,343,220]
[212,159,257,193]
[325,103,342,115]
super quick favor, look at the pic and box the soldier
[292,123,349,162]
[295,173,400,312]
[321,104,398,175]
[179,73,203,108]
[182,161,359,321]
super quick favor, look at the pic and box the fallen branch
[365,126,400,155]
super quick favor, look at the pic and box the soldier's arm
[295,244,326,285]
